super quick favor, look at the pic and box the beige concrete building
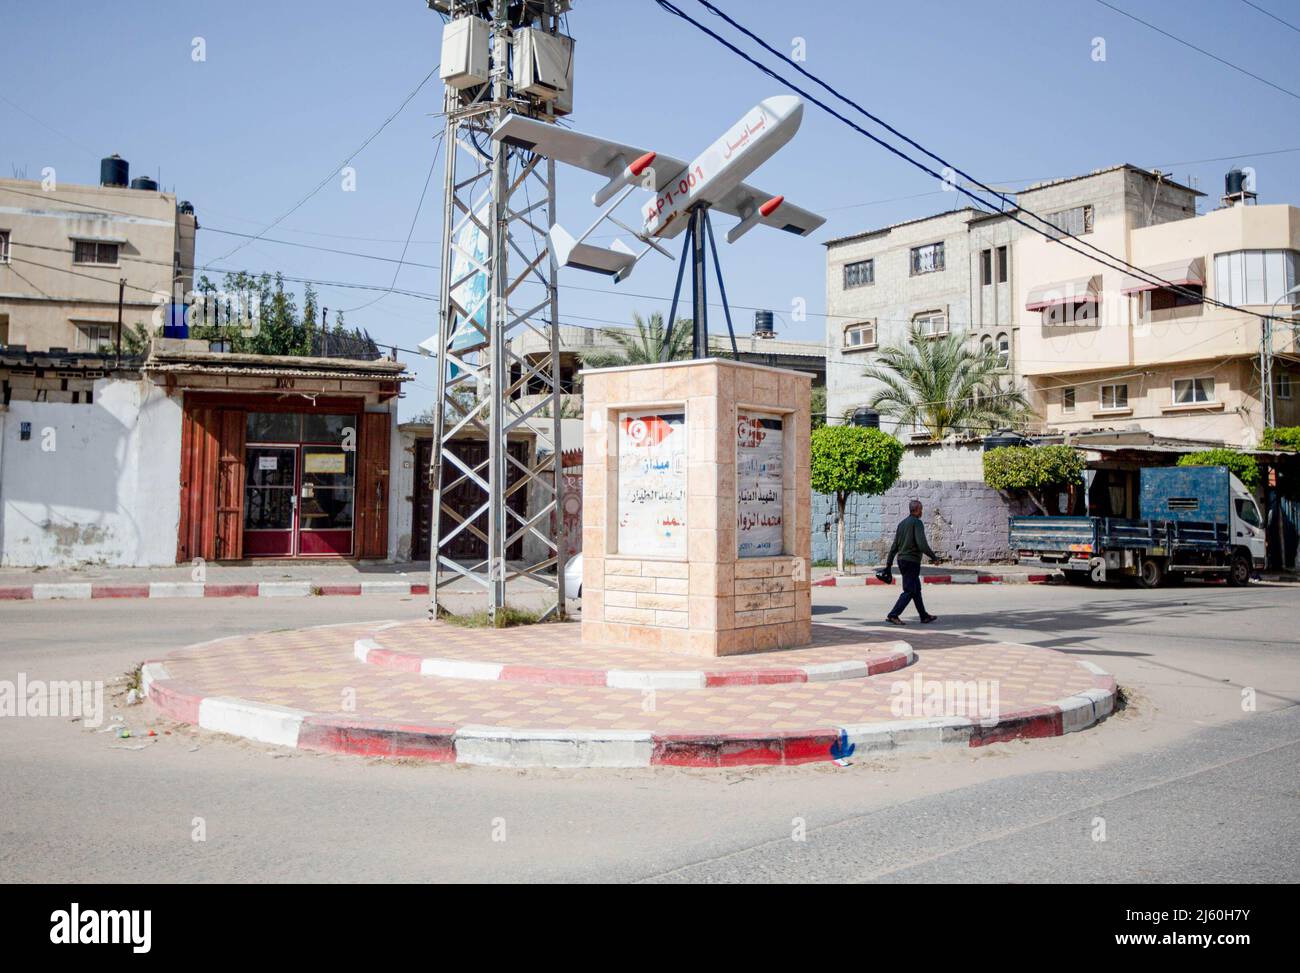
[1019,196,1300,447]
[824,166,1204,436]
[0,161,196,354]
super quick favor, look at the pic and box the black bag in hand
[874,567,893,585]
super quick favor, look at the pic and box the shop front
[144,347,406,563]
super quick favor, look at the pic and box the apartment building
[0,155,197,354]
[823,206,978,432]
[1020,188,1299,447]
[824,165,1213,438]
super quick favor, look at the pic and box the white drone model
[492,94,825,283]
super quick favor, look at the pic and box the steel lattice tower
[427,0,568,621]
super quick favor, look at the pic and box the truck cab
[1229,475,1267,569]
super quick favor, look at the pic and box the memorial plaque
[736,411,784,558]
[616,410,687,557]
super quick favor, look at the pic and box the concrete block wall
[812,479,1035,566]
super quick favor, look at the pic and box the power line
[202,227,440,270]
[657,0,1273,322]
[0,93,99,158]
[1094,0,1300,102]
[1239,0,1300,35]
[209,63,440,265]
[679,0,1254,312]
[339,130,445,314]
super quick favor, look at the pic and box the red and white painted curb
[353,636,915,689]
[0,580,430,602]
[812,573,1053,587]
[141,657,1117,769]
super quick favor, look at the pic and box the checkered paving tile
[369,619,904,672]
[153,620,1099,734]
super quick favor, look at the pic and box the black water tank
[851,407,880,428]
[1225,168,1247,197]
[130,175,159,192]
[100,154,129,187]
[983,429,1028,451]
[753,309,775,338]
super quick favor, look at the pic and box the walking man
[884,500,943,625]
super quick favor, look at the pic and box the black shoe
[886,615,905,626]
[920,614,939,624]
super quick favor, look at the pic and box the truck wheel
[1137,558,1164,589]
[1063,571,1092,586]
[1226,553,1251,587]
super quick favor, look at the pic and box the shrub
[1261,426,1300,452]
[983,445,1085,514]
[1177,449,1261,490]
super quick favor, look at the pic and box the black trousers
[888,559,928,618]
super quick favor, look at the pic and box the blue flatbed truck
[1009,466,1266,588]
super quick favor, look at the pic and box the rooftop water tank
[851,407,880,428]
[100,154,129,187]
[130,175,159,192]
[753,309,775,338]
[983,429,1029,451]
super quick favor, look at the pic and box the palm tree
[862,327,1031,439]
[578,311,693,368]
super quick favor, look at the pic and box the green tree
[577,311,693,368]
[810,385,828,430]
[811,426,904,573]
[983,445,1086,514]
[1262,426,1300,451]
[862,327,1031,439]
[1177,449,1261,491]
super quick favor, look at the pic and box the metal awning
[1026,275,1101,312]
[1120,257,1205,295]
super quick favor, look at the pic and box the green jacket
[887,515,937,565]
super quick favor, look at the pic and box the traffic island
[141,618,1117,768]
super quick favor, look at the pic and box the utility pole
[427,0,568,624]
[115,278,125,359]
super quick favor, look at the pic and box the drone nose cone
[761,95,803,124]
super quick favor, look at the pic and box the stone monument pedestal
[579,358,812,657]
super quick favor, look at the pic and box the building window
[1173,377,1215,405]
[74,323,116,352]
[1213,249,1300,305]
[1146,284,1204,312]
[1044,204,1094,239]
[843,321,876,350]
[980,249,993,286]
[980,334,994,355]
[843,259,874,289]
[1277,372,1293,400]
[996,245,1008,283]
[1100,383,1129,411]
[913,310,948,336]
[910,241,945,275]
[996,332,1010,368]
[0,230,10,264]
[1062,386,1076,413]
[73,240,120,265]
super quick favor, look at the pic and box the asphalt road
[0,582,1296,883]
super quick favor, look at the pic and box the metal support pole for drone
[660,205,739,362]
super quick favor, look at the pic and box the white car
[564,553,583,600]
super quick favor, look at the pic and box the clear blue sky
[4,0,1298,418]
